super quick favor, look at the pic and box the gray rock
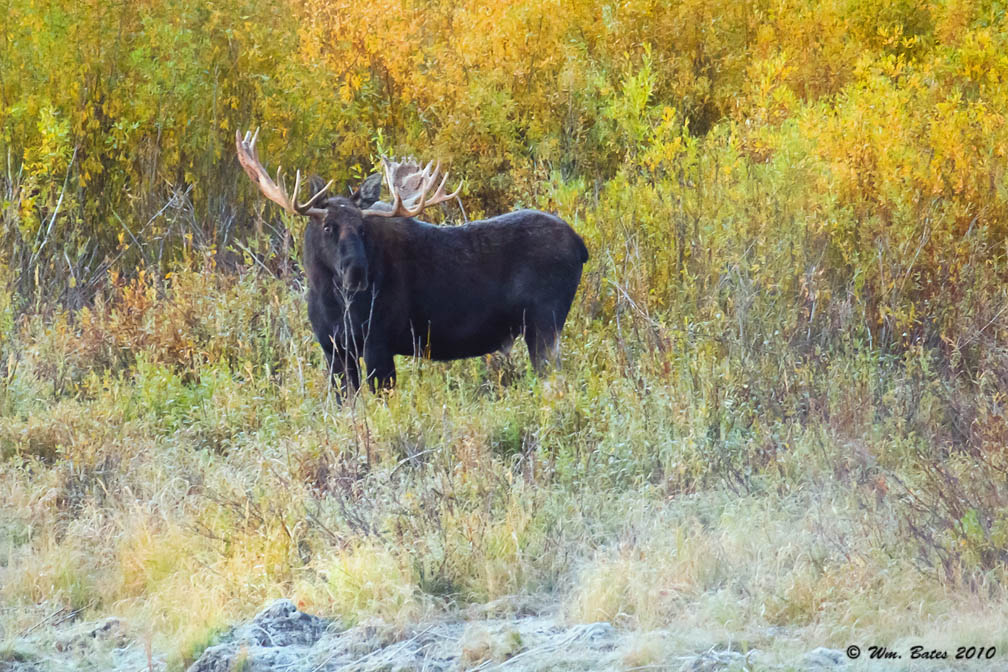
[0,651,45,672]
[185,602,628,672]
[803,647,847,667]
[187,599,332,672]
[685,649,747,671]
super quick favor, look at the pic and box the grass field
[3,240,1007,669]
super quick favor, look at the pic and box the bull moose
[235,129,588,397]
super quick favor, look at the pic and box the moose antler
[361,157,461,218]
[235,128,333,216]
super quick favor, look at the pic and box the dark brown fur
[304,192,588,397]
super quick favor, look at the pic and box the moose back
[236,129,588,396]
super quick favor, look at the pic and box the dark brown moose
[236,129,588,397]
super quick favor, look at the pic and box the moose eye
[323,223,333,234]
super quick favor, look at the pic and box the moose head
[235,128,460,293]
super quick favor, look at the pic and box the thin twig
[28,146,77,272]
[16,606,69,639]
[17,600,94,639]
[389,448,439,478]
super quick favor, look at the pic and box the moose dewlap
[236,129,588,397]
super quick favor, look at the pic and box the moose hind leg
[524,310,564,371]
[485,337,519,386]
[524,271,581,371]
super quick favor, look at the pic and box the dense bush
[4,0,1006,341]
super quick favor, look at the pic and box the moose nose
[344,266,367,292]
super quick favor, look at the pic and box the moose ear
[307,175,331,204]
[352,172,383,208]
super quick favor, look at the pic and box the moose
[236,129,588,397]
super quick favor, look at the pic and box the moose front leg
[364,344,396,393]
[318,336,361,399]
[308,296,362,399]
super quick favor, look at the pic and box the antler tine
[400,183,429,218]
[243,128,260,156]
[299,171,334,210]
[379,157,406,215]
[432,170,462,202]
[290,168,303,208]
[381,157,397,195]
[419,161,439,192]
